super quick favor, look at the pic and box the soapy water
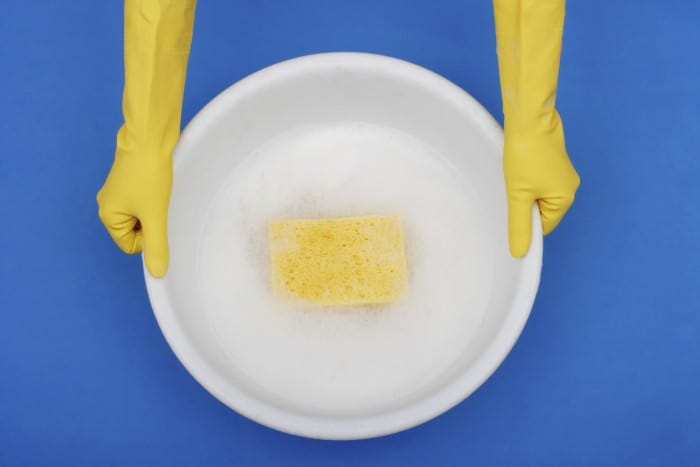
[198,122,495,413]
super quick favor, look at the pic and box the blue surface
[1,1,699,465]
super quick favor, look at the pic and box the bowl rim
[144,52,543,440]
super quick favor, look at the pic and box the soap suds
[197,122,494,412]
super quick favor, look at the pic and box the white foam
[197,122,494,412]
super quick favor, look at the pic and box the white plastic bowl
[144,52,542,440]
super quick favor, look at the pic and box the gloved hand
[97,0,196,277]
[494,0,580,257]
[97,148,172,277]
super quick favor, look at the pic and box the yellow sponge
[267,215,407,305]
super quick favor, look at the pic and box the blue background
[1,0,698,465]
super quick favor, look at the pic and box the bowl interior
[145,53,541,439]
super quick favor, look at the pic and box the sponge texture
[268,216,407,305]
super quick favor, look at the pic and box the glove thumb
[142,215,169,278]
[507,194,534,258]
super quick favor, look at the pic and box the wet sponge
[268,216,407,305]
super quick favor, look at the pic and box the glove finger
[539,193,575,235]
[99,209,143,254]
[141,215,169,278]
[507,194,535,258]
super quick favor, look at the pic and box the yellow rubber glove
[97,0,197,277]
[493,0,580,257]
